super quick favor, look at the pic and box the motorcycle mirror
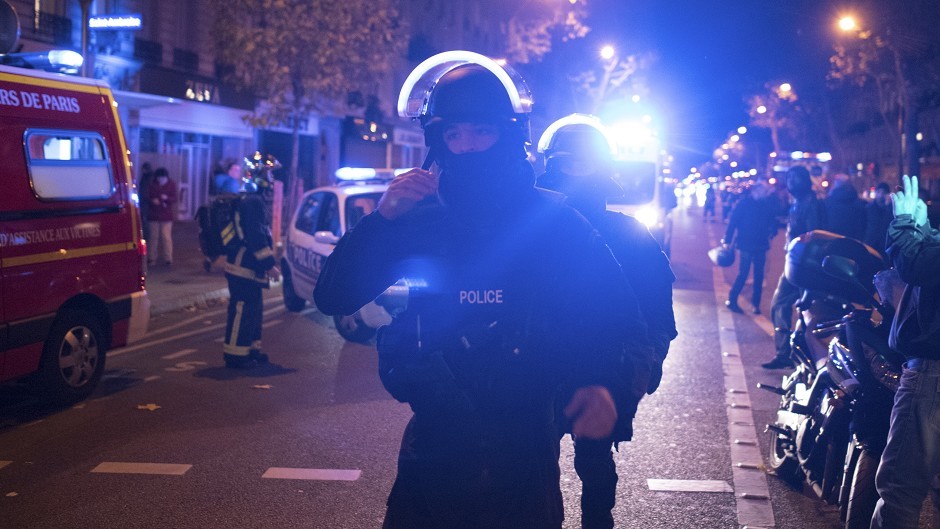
[823,255,877,305]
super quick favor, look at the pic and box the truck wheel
[281,262,306,313]
[333,312,375,343]
[39,309,106,405]
[845,449,880,529]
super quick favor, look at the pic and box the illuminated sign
[89,14,142,30]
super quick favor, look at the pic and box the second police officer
[537,114,677,529]
[314,52,650,528]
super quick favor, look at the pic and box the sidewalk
[144,220,282,316]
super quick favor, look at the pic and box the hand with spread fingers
[891,175,924,223]
[377,168,438,220]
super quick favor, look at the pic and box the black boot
[761,355,794,369]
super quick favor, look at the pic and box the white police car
[281,168,404,342]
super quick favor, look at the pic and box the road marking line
[109,322,228,356]
[111,300,289,357]
[144,376,161,382]
[0,461,11,471]
[647,479,733,493]
[261,319,283,329]
[708,225,776,527]
[91,462,192,475]
[162,348,198,360]
[261,468,361,481]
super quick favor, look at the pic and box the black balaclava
[436,132,534,218]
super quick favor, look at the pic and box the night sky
[543,0,842,171]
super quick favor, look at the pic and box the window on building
[25,130,114,200]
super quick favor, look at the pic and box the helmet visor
[537,114,618,156]
[397,50,533,119]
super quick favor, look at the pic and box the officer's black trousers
[573,437,618,529]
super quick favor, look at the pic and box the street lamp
[599,45,616,61]
[756,105,767,114]
[779,83,792,94]
[838,15,858,33]
[737,126,747,134]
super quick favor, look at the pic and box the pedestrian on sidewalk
[722,180,778,315]
[147,167,177,266]
[869,174,940,528]
[704,185,717,222]
[537,114,676,529]
[138,162,154,241]
[763,166,827,369]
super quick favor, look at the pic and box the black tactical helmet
[425,65,515,126]
[536,115,622,198]
[398,51,533,160]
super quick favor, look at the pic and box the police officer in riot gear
[314,52,648,528]
[537,115,677,529]
[222,172,280,369]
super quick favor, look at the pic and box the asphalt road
[0,201,934,528]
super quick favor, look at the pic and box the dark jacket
[223,193,275,283]
[313,189,642,528]
[589,210,676,361]
[787,193,827,244]
[724,194,777,252]
[824,182,867,240]
[147,178,177,222]
[887,215,940,360]
[864,200,893,257]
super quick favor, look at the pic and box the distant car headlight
[634,206,659,228]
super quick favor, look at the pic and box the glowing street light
[600,45,616,61]
[838,15,858,32]
[756,105,767,114]
[737,126,747,134]
[779,83,792,94]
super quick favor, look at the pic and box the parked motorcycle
[827,266,904,528]
[761,231,897,525]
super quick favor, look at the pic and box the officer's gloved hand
[564,386,617,439]
[646,361,664,394]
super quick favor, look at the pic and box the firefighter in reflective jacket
[222,180,280,369]
[537,115,677,529]
[314,52,648,529]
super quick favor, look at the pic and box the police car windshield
[345,193,382,230]
[608,161,657,205]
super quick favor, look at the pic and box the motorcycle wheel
[839,442,861,522]
[768,428,804,489]
[844,449,880,529]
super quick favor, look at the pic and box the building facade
[5,0,514,219]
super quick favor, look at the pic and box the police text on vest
[459,289,504,304]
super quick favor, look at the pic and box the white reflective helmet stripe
[536,113,619,156]
[397,50,533,119]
